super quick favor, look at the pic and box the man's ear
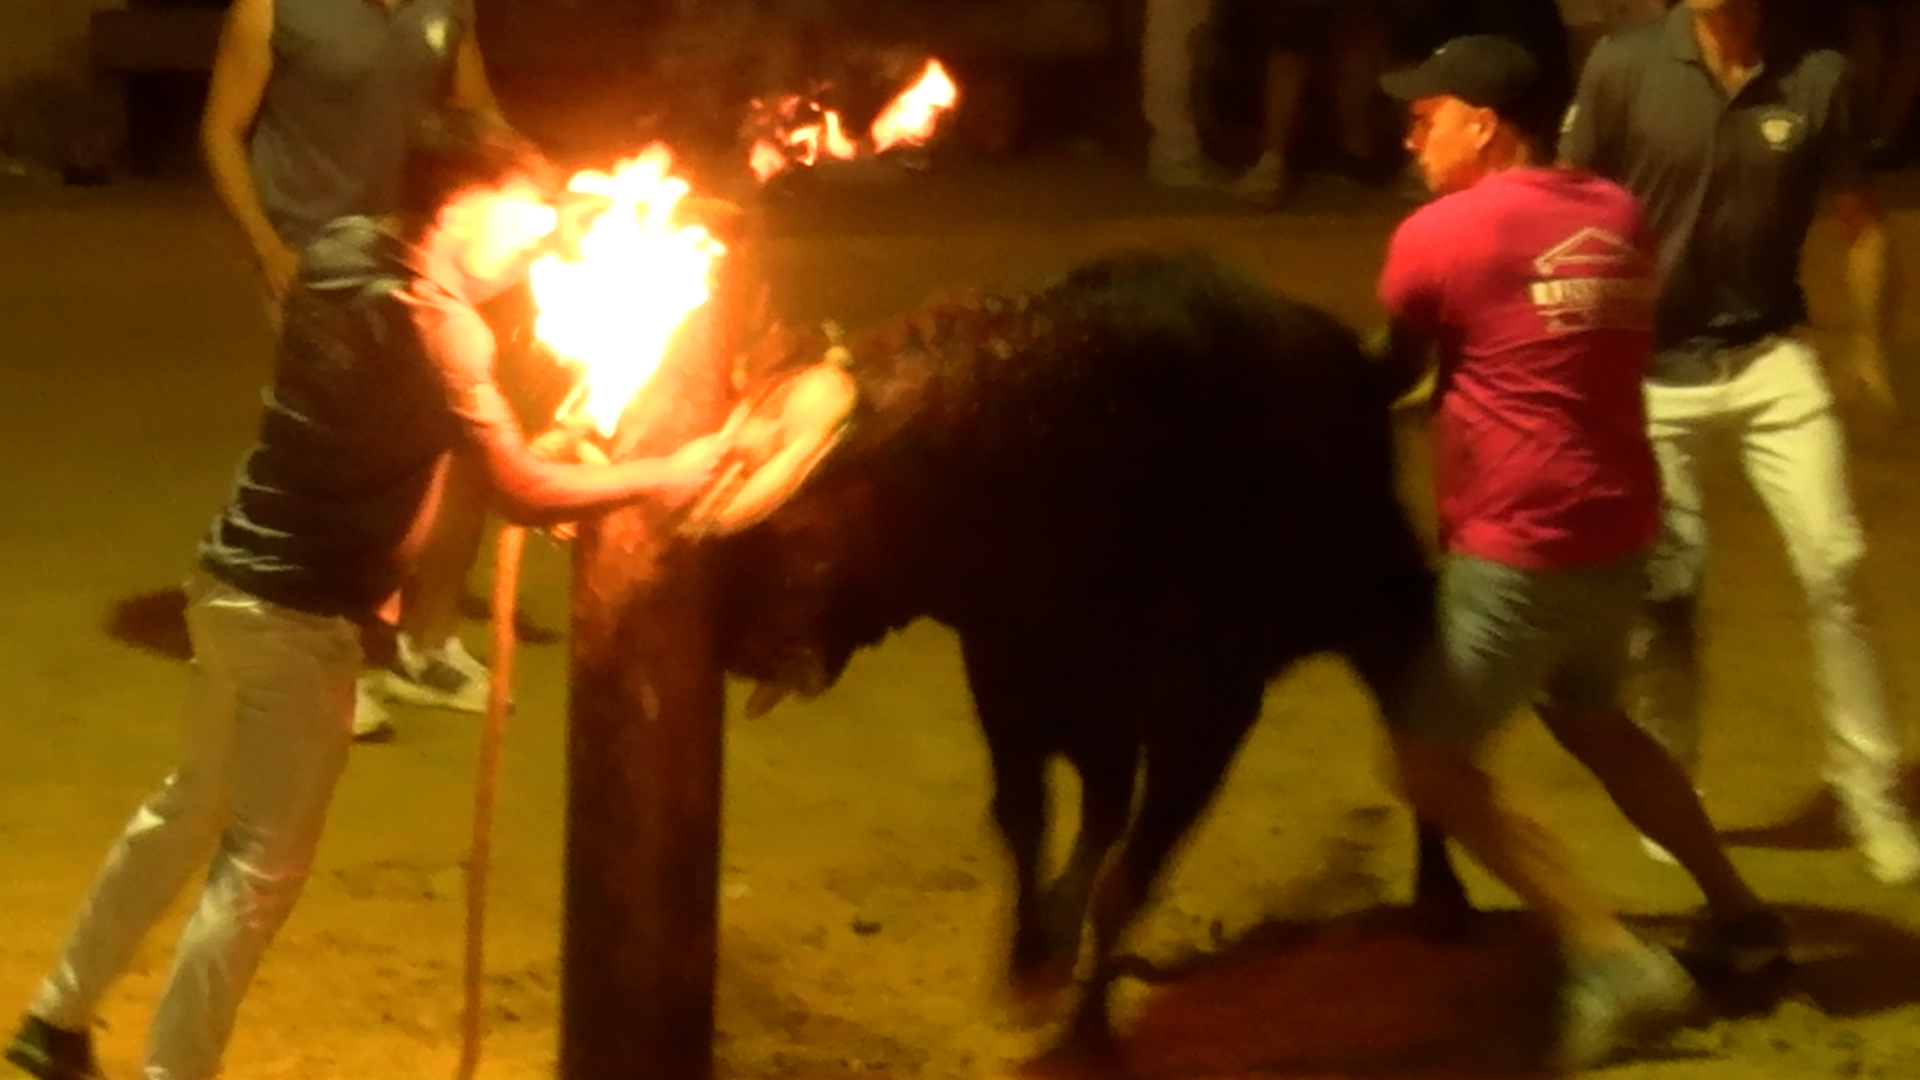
[1469,107,1497,148]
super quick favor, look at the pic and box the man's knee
[1793,530,1867,611]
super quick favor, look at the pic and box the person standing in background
[200,0,519,740]
[1561,0,1920,885]
[1142,0,1217,187]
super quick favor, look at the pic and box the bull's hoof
[1005,960,1079,1030]
[1018,1014,1126,1080]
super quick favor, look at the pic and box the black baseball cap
[1379,34,1540,121]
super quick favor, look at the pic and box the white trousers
[30,577,360,1080]
[1141,0,1210,165]
[1634,336,1906,818]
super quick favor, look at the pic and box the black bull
[711,250,1470,1040]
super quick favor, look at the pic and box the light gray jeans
[29,575,360,1080]
[1635,335,1906,821]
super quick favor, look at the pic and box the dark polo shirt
[1559,5,1865,382]
[199,217,519,619]
[252,0,472,248]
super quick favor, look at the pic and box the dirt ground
[5,155,1920,1080]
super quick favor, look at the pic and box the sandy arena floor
[3,155,1920,1080]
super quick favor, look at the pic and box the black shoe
[1682,908,1793,981]
[5,1015,102,1080]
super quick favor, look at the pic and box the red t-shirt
[1379,167,1661,570]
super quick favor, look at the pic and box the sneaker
[1846,802,1920,886]
[5,1015,102,1080]
[1231,153,1287,206]
[1551,942,1697,1072]
[1639,835,1679,865]
[1682,909,1792,980]
[381,634,491,714]
[351,675,395,743]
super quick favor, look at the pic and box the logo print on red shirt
[1528,226,1655,333]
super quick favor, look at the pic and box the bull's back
[912,251,1414,656]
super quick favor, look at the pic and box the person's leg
[145,595,361,1080]
[1733,339,1918,884]
[1143,0,1215,185]
[380,451,492,715]
[14,580,244,1066]
[1535,557,1773,934]
[1385,555,1695,1069]
[1233,50,1309,203]
[1632,384,1718,775]
[1327,9,1391,174]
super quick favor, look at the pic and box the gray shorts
[1389,551,1647,746]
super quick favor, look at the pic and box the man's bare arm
[201,0,296,299]
[1833,186,1896,412]
[463,420,725,528]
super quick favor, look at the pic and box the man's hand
[1837,335,1898,426]
[256,239,299,303]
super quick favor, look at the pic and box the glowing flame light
[871,60,958,153]
[529,148,725,437]
[747,59,960,181]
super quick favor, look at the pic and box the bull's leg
[1411,819,1475,940]
[961,637,1121,1021]
[1337,555,1478,937]
[1042,734,1139,982]
[1065,671,1263,1048]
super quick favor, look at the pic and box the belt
[1649,336,1778,388]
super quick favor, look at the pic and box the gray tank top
[250,0,473,248]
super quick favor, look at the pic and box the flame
[747,58,960,180]
[870,60,958,153]
[528,147,725,437]
[522,60,961,439]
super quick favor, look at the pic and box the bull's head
[677,320,868,715]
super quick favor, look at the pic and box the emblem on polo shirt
[1528,227,1656,333]
[1756,108,1805,152]
[424,16,451,54]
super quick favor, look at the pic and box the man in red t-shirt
[1373,34,1782,1070]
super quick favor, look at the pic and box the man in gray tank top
[202,0,519,740]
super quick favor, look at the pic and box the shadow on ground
[1069,898,1920,1080]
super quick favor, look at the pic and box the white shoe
[1637,786,1705,867]
[1232,153,1287,205]
[1844,798,1920,885]
[382,634,491,714]
[351,675,395,742]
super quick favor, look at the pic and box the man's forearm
[487,451,690,527]
[1845,217,1890,345]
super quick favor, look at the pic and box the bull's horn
[745,681,792,719]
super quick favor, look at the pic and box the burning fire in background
[746,59,958,181]
[529,59,959,437]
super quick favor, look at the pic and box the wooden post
[561,221,747,1080]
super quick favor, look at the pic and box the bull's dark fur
[718,250,1450,1045]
